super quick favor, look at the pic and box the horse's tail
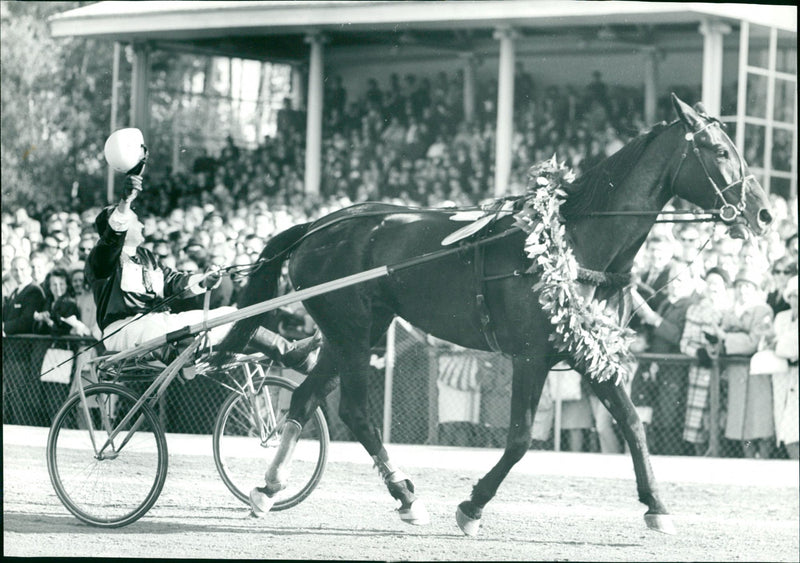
[216,222,311,354]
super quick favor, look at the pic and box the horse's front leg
[249,356,338,517]
[588,376,676,535]
[456,355,548,536]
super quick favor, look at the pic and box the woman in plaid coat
[680,267,731,455]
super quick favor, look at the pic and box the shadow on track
[2,511,641,547]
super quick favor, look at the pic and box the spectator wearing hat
[766,275,798,459]
[680,267,731,456]
[86,174,319,370]
[718,266,775,458]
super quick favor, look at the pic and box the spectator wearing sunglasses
[766,257,797,315]
[77,235,97,262]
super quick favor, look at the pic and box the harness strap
[576,267,632,288]
[473,243,503,354]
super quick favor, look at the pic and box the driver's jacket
[86,211,200,331]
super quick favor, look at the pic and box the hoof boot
[249,483,283,518]
[456,505,481,536]
[398,499,430,526]
[645,513,676,535]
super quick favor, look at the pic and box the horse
[217,93,773,535]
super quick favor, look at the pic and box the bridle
[669,119,755,224]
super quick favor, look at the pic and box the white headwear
[104,128,145,173]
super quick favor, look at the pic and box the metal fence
[1,326,770,458]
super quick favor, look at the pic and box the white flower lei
[513,157,635,384]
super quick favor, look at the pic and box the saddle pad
[441,215,495,246]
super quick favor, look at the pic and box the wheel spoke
[212,374,329,510]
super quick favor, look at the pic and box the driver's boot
[246,326,321,373]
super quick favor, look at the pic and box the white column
[699,19,731,116]
[107,41,121,204]
[292,64,305,111]
[494,27,516,197]
[642,46,660,125]
[130,42,151,145]
[304,33,326,196]
[461,52,476,123]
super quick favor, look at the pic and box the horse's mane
[557,122,672,219]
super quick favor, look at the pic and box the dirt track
[3,425,799,561]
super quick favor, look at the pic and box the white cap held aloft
[104,128,146,173]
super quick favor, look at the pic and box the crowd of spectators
[2,68,798,458]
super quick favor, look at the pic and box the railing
[2,333,757,458]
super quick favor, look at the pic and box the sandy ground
[4,424,799,561]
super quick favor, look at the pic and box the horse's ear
[693,101,708,117]
[671,93,703,131]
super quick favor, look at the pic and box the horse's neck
[569,125,680,273]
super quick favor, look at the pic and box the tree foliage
[1,1,125,214]
[1,2,291,217]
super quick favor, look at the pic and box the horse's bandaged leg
[265,419,302,485]
[371,451,430,525]
[371,452,408,486]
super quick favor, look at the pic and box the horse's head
[669,93,773,238]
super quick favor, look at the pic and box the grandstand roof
[49,1,796,61]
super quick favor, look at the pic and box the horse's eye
[716,148,729,159]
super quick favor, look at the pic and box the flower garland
[512,156,635,384]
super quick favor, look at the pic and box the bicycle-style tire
[47,383,168,528]
[213,374,329,511]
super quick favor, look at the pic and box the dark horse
[218,94,773,535]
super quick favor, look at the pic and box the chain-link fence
[1,327,776,458]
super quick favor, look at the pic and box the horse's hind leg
[588,377,676,535]
[249,347,339,517]
[456,355,549,536]
[333,340,430,526]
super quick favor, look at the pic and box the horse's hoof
[249,485,281,518]
[398,499,430,526]
[456,505,481,536]
[644,513,677,535]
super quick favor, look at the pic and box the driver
[87,130,319,370]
